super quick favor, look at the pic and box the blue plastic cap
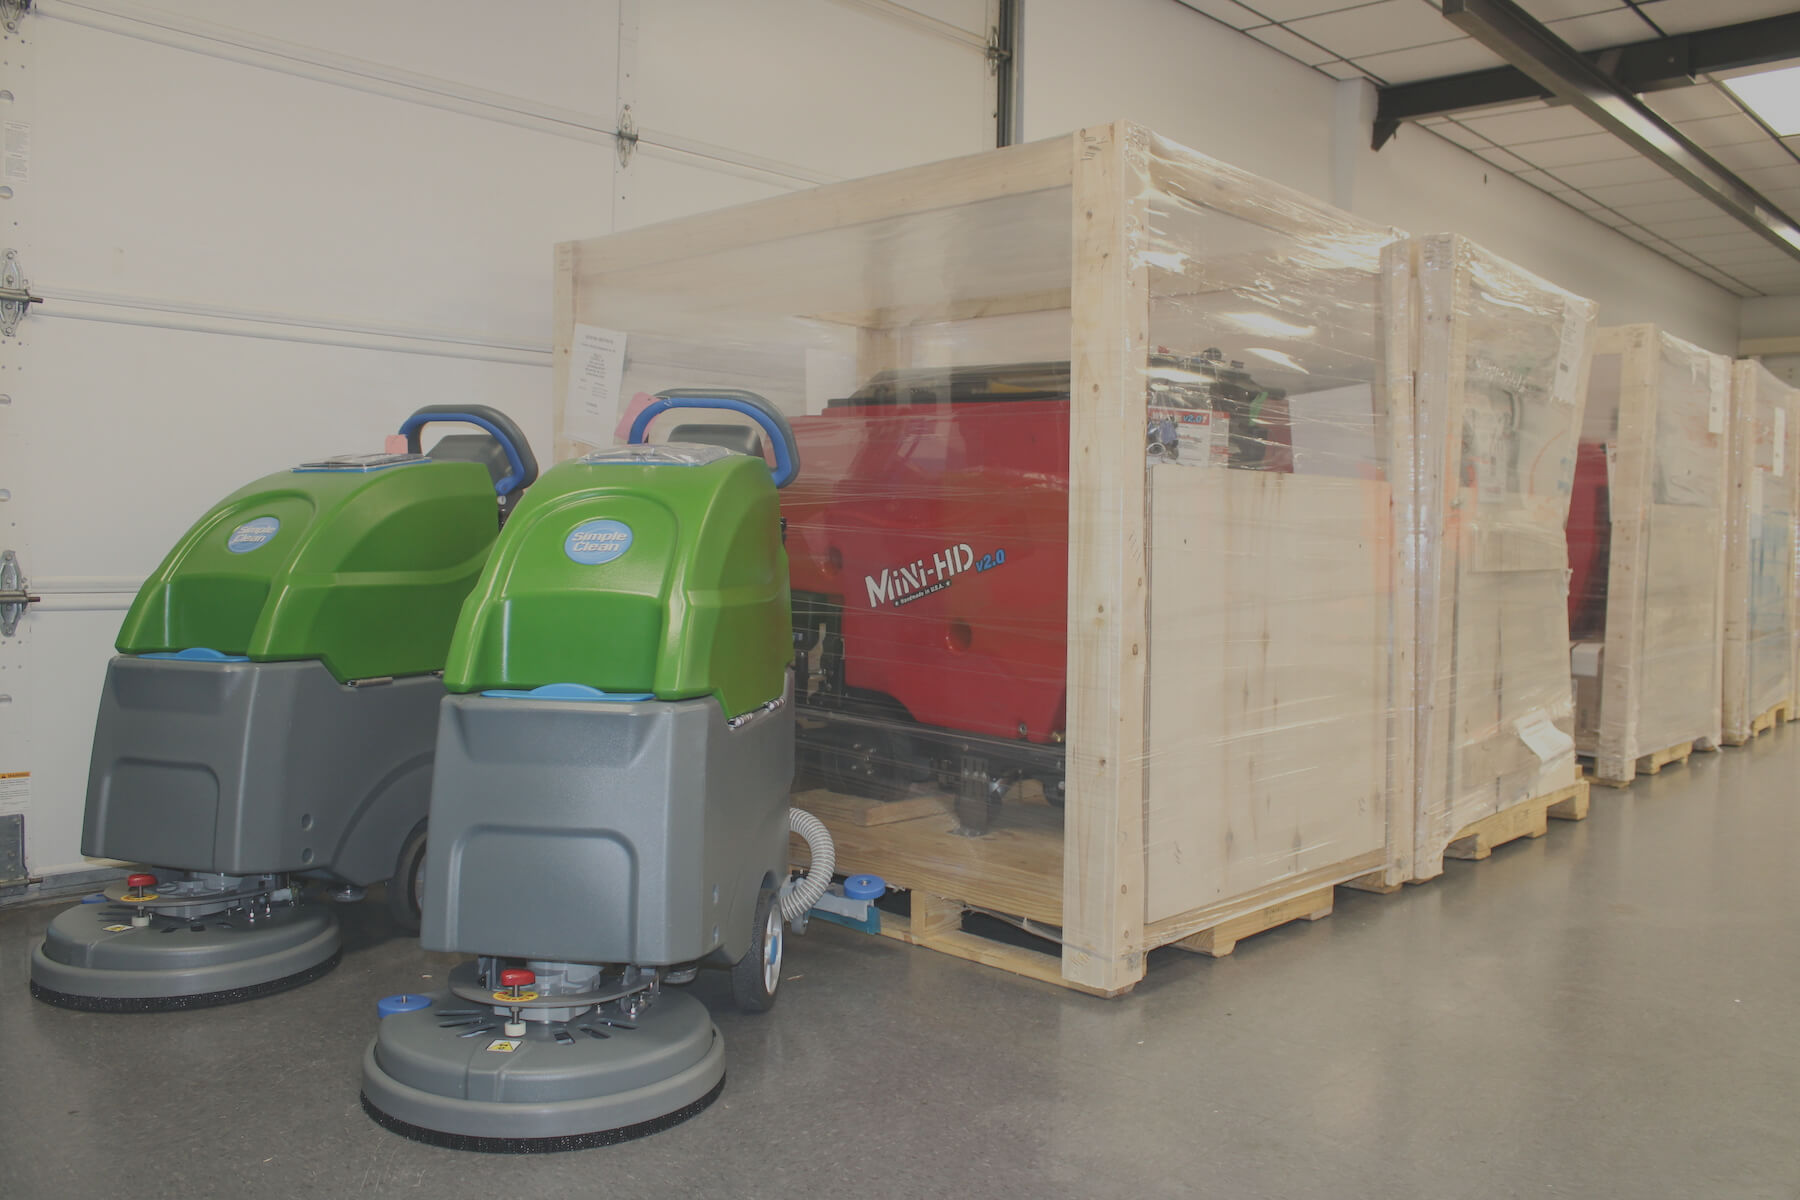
[139,647,251,662]
[480,683,656,702]
[842,874,887,900]
[377,993,433,1019]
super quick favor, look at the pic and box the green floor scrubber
[361,391,832,1153]
[29,406,538,1012]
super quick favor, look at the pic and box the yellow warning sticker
[103,924,130,933]
[491,990,539,1003]
[485,1039,521,1053]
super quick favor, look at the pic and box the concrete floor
[2,728,1796,1199]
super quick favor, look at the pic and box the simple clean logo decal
[226,516,281,553]
[565,518,633,565]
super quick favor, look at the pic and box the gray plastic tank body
[421,685,793,968]
[82,657,438,884]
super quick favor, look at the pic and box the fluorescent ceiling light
[1722,65,1800,137]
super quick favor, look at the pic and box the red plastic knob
[127,874,156,889]
[499,969,535,988]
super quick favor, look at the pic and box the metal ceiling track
[1432,0,1800,264]
[1373,9,1800,144]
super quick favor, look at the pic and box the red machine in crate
[777,351,1291,832]
[1566,441,1611,641]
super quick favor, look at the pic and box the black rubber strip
[359,1072,726,1154]
[27,950,342,1013]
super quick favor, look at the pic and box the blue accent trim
[376,993,433,1019]
[842,874,887,901]
[627,396,798,488]
[810,906,882,936]
[480,683,655,702]
[396,411,529,496]
[80,892,109,904]
[139,648,251,662]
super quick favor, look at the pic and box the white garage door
[0,0,999,881]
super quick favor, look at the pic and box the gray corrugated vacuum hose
[782,808,835,922]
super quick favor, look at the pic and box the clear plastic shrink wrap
[550,124,1600,991]
[1567,328,1730,784]
[1400,234,1596,882]
[1723,360,1800,742]
[552,123,1406,993]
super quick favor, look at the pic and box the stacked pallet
[1722,361,1800,744]
[1565,326,1731,786]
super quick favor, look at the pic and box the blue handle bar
[397,411,531,496]
[627,394,799,489]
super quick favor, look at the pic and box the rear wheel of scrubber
[730,887,782,1014]
[386,819,427,934]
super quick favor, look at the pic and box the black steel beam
[1442,0,1800,263]
[1372,9,1800,149]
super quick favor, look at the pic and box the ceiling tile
[1643,0,1798,36]
[1509,130,1639,167]
[1285,0,1456,58]
[1541,155,1672,188]
[1704,247,1782,266]
[1247,23,1337,64]
[1679,230,1780,254]
[1647,214,1755,238]
[1474,145,1537,172]
[1172,0,1269,28]
[1589,207,1633,226]
[1316,59,1375,80]
[1674,112,1769,149]
[1644,83,1743,123]
[1231,0,1370,19]
[1513,167,1563,189]
[1579,176,1700,206]
[1606,196,1731,222]
[1423,120,1495,149]
[1736,163,1800,192]
[1459,103,1597,145]
[1708,139,1800,172]
[1544,8,1659,49]
[1517,0,1627,19]
[1352,37,1504,82]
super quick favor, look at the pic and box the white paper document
[563,324,629,447]
[1514,710,1575,764]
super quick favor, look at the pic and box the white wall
[1021,0,1741,353]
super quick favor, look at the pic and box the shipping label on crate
[1514,710,1575,764]
[563,324,629,447]
[1146,406,1224,467]
[0,771,28,816]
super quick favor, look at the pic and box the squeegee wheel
[730,887,782,1014]
[386,818,428,934]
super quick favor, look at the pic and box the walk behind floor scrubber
[29,407,538,1011]
[361,390,834,1152]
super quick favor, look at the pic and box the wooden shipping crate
[1568,326,1730,787]
[551,122,1408,995]
[1399,234,1597,881]
[1723,361,1800,744]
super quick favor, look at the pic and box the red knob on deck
[126,874,156,890]
[499,969,535,989]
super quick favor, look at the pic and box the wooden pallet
[791,788,1373,995]
[1442,780,1590,861]
[1722,701,1793,746]
[837,882,1345,996]
[1589,740,1697,788]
